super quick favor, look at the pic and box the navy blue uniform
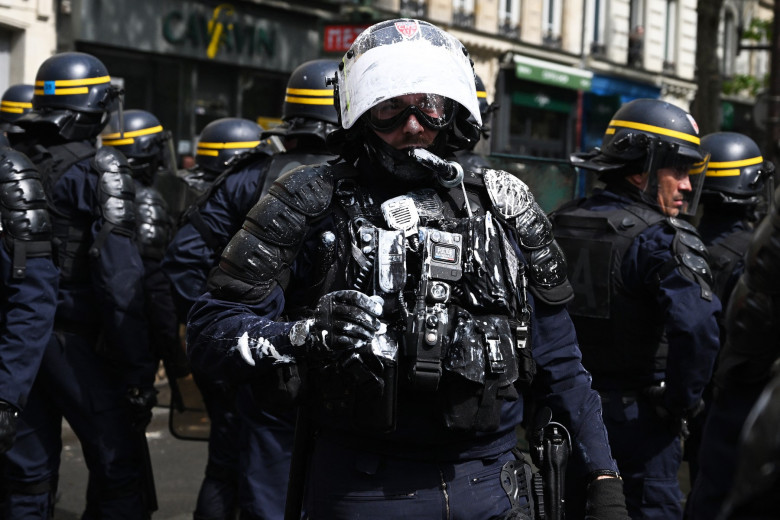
[0,250,58,429]
[1,149,157,519]
[186,162,619,519]
[553,188,721,519]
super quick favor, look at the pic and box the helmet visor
[644,144,710,217]
[338,20,481,129]
[367,93,455,132]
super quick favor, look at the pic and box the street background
[55,381,208,520]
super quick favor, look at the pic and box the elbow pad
[94,147,136,236]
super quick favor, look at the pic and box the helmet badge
[394,20,420,39]
[686,113,699,135]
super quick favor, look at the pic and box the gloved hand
[311,290,383,350]
[0,400,19,454]
[125,386,158,432]
[643,383,704,439]
[585,475,630,520]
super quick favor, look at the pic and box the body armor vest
[212,162,559,434]
[551,200,712,387]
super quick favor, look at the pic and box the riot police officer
[1,52,158,518]
[0,146,58,459]
[187,19,627,519]
[687,135,775,518]
[162,59,339,520]
[163,116,269,520]
[550,98,721,519]
[0,84,34,135]
[101,109,188,390]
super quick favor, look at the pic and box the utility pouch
[311,345,398,433]
[440,309,519,431]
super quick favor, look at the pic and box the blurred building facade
[0,0,771,162]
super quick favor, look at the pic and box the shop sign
[513,55,592,91]
[163,4,275,59]
[75,0,318,70]
[323,25,370,53]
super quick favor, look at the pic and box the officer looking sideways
[1,51,158,518]
[186,18,627,519]
[550,98,721,519]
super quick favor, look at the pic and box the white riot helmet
[336,19,482,132]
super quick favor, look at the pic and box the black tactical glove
[0,400,19,454]
[585,475,630,520]
[125,386,158,432]
[311,290,383,350]
[643,383,704,439]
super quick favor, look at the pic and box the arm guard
[0,148,53,278]
[483,168,573,304]
[135,185,172,261]
[89,147,137,256]
[663,217,714,301]
[208,163,335,304]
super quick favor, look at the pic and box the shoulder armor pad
[94,147,136,233]
[211,163,342,303]
[0,148,52,243]
[483,168,532,219]
[483,168,553,249]
[667,216,699,234]
[268,163,335,218]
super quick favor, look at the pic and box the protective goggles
[366,94,455,132]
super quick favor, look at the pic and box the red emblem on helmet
[394,21,419,39]
[686,113,699,135]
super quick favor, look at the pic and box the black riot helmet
[571,98,709,216]
[0,84,34,134]
[263,59,340,143]
[101,109,171,185]
[18,52,122,142]
[700,132,773,207]
[195,118,264,174]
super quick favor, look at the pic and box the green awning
[514,54,592,91]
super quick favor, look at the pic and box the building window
[628,0,645,67]
[400,0,427,18]
[543,0,562,47]
[721,7,737,77]
[453,0,475,28]
[499,0,521,39]
[587,0,608,56]
[663,0,678,73]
